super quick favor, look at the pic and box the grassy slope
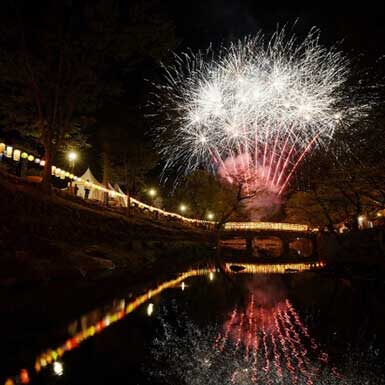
[0,169,213,286]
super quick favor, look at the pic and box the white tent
[73,168,104,202]
[114,183,128,207]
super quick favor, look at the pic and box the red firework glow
[216,133,319,197]
[214,296,343,384]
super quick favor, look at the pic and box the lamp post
[67,151,77,193]
[179,204,187,214]
[147,188,157,206]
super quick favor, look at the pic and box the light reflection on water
[4,262,320,384]
[150,284,384,385]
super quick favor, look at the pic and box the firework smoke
[152,27,370,199]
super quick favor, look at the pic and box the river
[2,262,385,384]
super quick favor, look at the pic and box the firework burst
[152,27,369,196]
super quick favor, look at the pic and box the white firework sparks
[152,28,370,195]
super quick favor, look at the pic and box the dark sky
[165,1,385,58]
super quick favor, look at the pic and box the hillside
[0,169,213,287]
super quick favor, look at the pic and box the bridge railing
[223,222,317,232]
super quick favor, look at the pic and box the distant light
[68,151,77,162]
[179,204,187,213]
[147,303,154,316]
[13,149,21,162]
[6,146,13,158]
[181,282,185,291]
[27,155,34,162]
[207,212,214,220]
[148,188,157,197]
[19,369,29,384]
[53,361,64,376]
[209,272,214,281]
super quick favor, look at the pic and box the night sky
[164,1,385,56]
[119,1,385,140]
[2,1,385,179]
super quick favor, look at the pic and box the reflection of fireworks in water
[150,297,384,385]
[153,28,370,197]
[216,297,338,384]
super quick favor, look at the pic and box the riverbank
[0,169,214,332]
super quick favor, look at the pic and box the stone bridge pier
[242,232,318,258]
[222,223,318,259]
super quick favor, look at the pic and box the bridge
[221,222,318,259]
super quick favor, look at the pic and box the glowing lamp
[27,155,34,162]
[65,171,70,177]
[19,369,29,384]
[0,143,5,154]
[179,204,187,213]
[6,146,13,158]
[21,152,28,159]
[67,151,77,162]
[148,188,157,197]
[34,158,40,164]
[39,160,45,166]
[207,212,214,220]
[57,347,64,357]
[147,303,154,316]
[13,149,21,161]
[34,361,41,373]
[4,379,15,385]
[209,272,214,281]
[53,361,64,376]
[51,166,56,175]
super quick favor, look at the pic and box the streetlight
[67,151,78,193]
[53,361,64,376]
[68,151,77,166]
[207,212,214,220]
[179,204,187,213]
[148,188,157,198]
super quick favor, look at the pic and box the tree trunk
[42,142,54,190]
[124,160,131,217]
[102,150,110,186]
[101,150,110,205]
[126,188,131,217]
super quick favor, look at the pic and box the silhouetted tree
[0,0,176,188]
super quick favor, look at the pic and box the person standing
[84,180,90,200]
